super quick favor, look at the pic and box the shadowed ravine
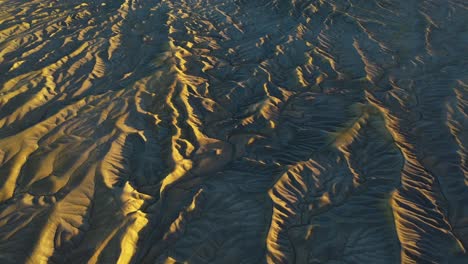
[0,0,467,263]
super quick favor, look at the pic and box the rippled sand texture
[0,0,467,263]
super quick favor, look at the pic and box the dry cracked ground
[0,0,467,263]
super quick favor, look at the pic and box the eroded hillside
[0,0,467,263]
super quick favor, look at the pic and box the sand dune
[0,0,467,263]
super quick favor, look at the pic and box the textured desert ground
[0,0,467,263]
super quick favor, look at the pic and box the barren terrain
[0,0,467,263]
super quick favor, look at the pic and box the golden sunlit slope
[0,0,467,263]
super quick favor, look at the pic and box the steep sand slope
[0,0,467,263]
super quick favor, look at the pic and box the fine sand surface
[0,0,467,263]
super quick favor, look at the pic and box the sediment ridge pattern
[0,0,467,263]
